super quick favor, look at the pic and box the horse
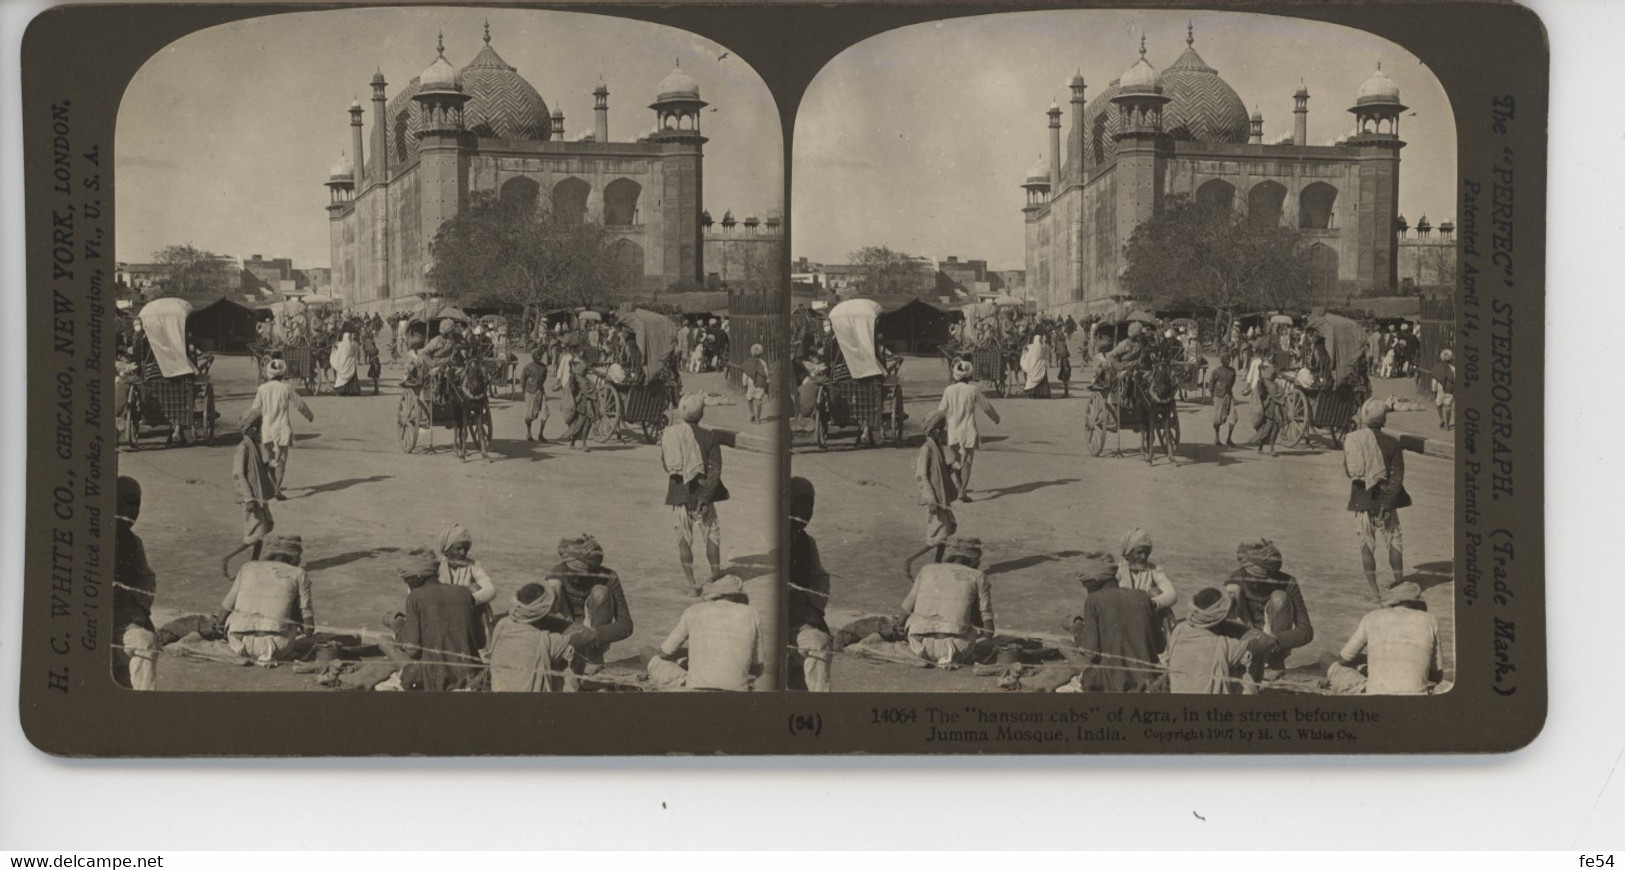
[1123,357,1181,465]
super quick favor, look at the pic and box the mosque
[323,25,760,314]
[1021,27,1414,316]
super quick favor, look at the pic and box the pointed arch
[551,177,590,225]
[499,176,540,210]
[1247,180,1287,228]
[603,178,642,226]
[1299,182,1338,230]
[1195,178,1236,212]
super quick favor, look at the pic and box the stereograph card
[17,0,1546,755]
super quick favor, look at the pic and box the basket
[825,380,888,428]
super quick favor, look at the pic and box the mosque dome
[1023,154,1051,186]
[1357,64,1401,105]
[1158,35,1251,144]
[1118,54,1162,94]
[458,33,552,141]
[419,47,460,90]
[656,62,701,102]
[328,152,354,181]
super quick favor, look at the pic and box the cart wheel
[593,385,623,443]
[124,400,141,451]
[396,394,418,453]
[813,407,828,449]
[1085,396,1107,457]
[1281,390,1309,448]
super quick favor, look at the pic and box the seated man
[1324,581,1444,695]
[544,535,634,675]
[1063,552,1164,693]
[1225,539,1315,681]
[787,477,833,692]
[900,536,994,668]
[1167,587,1254,695]
[487,583,578,693]
[641,574,762,691]
[380,548,484,691]
[220,534,316,666]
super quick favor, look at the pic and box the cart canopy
[828,297,884,379]
[620,307,677,370]
[1306,312,1367,382]
[137,297,198,378]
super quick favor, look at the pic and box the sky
[793,9,1458,271]
[116,6,784,268]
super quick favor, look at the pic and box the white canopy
[137,297,197,378]
[828,297,883,379]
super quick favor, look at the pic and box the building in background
[325,26,717,314]
[1023,27,1412,315]
[702,210,782,286]
[1395,215,1456,293]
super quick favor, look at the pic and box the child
[520,351,549,442]
[221,410,277,580]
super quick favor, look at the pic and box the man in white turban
[662,392,727,593]
[1343,397,1411,604]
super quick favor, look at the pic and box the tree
[154,243,234,297]
[1121,195,1319,335]
[426,191,628,332]
[851,245,933,297]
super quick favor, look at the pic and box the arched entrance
[603,178,642,226]
[500,176,540,210]
[551,177,590,225]
[1299,182,1337,230]
[1247,181,1287,228]
[1196,178,1236,212]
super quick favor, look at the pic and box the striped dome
[459,43,552,141]
[1159,45,1251,144]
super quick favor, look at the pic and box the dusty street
[120,354,778,691]
[790,350,1455,692]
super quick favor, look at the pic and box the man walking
[935,360,1000,500]
[247,358,315,498]
[1343,398,1411,602]
[662,392,727,593]
[1207,352,1238,447]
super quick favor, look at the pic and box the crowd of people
[782,306,1448,697]
[113,369,774,692]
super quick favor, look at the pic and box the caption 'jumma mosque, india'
[321,25,780,314]
[1021,27,1451,317]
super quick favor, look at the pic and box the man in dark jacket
[114,476,160,690]
[787,477,832,691]
[389,548,483,692]
[1063,553,1164,693]
[545,534,634,675]
[1225,539,1315,681]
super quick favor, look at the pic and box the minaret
[594,81,610,143]
[1069,71,1087,178]
[1249,106,1264,144]
[1349,63,1407,293]
[552,109,565,139]
[1047,100,1062,195]
[370,67,390,298]
[650,60,709,286]
[348,98,365,184]
[370,69,389,178]
[1293,83,1310,146]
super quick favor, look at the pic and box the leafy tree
[426,191,628,332]
[1121,195,1319,335]
[154,243,234,297]
[851,245,934,297]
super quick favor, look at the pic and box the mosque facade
[323,27,717,313]
[1021,28,1412,316]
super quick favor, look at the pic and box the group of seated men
[851,534,1442,695]
[200,527,763,692]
